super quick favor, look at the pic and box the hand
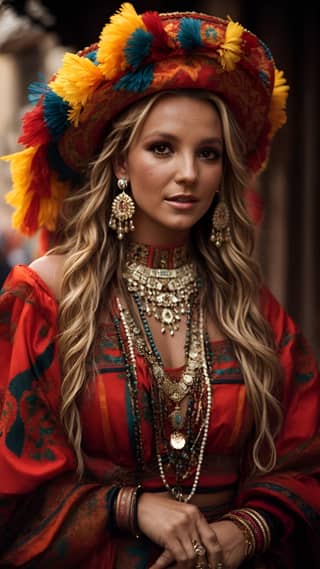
[137,492,223,568]
[207,520,246,569]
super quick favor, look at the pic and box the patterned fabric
[0,265,319,568]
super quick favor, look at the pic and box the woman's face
[114,94,224,246]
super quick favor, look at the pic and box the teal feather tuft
[177,18,203,50]
[28,76,49,105]
[114,64,154,93]
[85,50,98,64]
[43,91,70,139]
[125,29,153,70]
[259,70,270,87]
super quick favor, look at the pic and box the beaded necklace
[116,293,212,503]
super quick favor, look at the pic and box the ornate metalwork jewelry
[123,261,198,336]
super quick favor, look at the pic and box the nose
[175,152,198,185]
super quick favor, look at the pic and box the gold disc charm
[170,431,186,450]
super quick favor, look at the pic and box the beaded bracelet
[114,485,143,539]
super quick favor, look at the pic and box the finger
[196,516,223,568]
[190,538,207,568]
[149,548,174,569]
[173,538,195,569]
[149,541,193,569]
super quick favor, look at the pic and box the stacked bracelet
[241,507,271,550]
[223,512,255,558]
[222,507,271,558]
[114,485,143,539]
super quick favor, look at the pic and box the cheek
[200,182,219,213]
[131,162,169,194]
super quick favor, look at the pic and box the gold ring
[216,563,224,569]
[192,540,206,557]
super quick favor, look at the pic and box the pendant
[170,431,186,450]
[161,308,174,325]
[172,487,185,501]
[170,407,184,430]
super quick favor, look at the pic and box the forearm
[0,473,118,568]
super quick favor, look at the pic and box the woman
[0,4,319,569]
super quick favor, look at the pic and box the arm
[0,270,119,567]
[237,288,320,531]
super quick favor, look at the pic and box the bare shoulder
[29,254,66,301]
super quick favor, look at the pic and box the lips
[166,194,198,202]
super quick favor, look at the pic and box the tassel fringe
[218,20,244,71]
[268,68,289,137]
[97,3,146,79]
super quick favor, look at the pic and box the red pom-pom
[30,145,51,198]
[23,193,40,236]
[18,101,50,147]
[142,11,171,59]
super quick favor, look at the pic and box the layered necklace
[117,242,212,503]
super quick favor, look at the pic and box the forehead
[138,94,222,136]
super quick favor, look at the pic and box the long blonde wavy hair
[51,89,282,477]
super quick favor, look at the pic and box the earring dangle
[210,196,231,248]
[109,178,135,240]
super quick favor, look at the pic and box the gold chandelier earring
[210,191,231,248]
[109,177,135,240]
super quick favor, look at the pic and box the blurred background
[0,0,319,361]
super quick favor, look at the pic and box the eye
[199,147,221,161]
[149,143,172,156]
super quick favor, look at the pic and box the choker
[125,241,190,269]
[123,243,198,336]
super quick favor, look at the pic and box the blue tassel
[259,70,270,87]
[114,64,154,93]
[43,91,70,139]
[259,39,272,61]
[177,18,203,50]
[47,142,81,182]
[124,29,153,70]
[85,50,98,64]
[27,75,48,105]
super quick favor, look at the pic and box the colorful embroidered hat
[1,2,289,236]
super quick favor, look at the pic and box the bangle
[130,484,143,539]
[222,507,271,555]
[114,485,143,539]
[108,485,122,532]
[222,513,255,558]
[240,507,271,551]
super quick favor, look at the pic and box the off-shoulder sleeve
[0,265,117,567]
[237,286,320,537]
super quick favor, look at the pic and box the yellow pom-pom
[1,147,69,234]
[51,53,103,125]
[37,172,68,232]
[1,146,36,208]
[1,147,38,234]
[67,104,83,128]
[97,2,146,79]
[218,20,244,71]
[268,68,289,137]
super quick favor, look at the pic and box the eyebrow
[142,131,223,147]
